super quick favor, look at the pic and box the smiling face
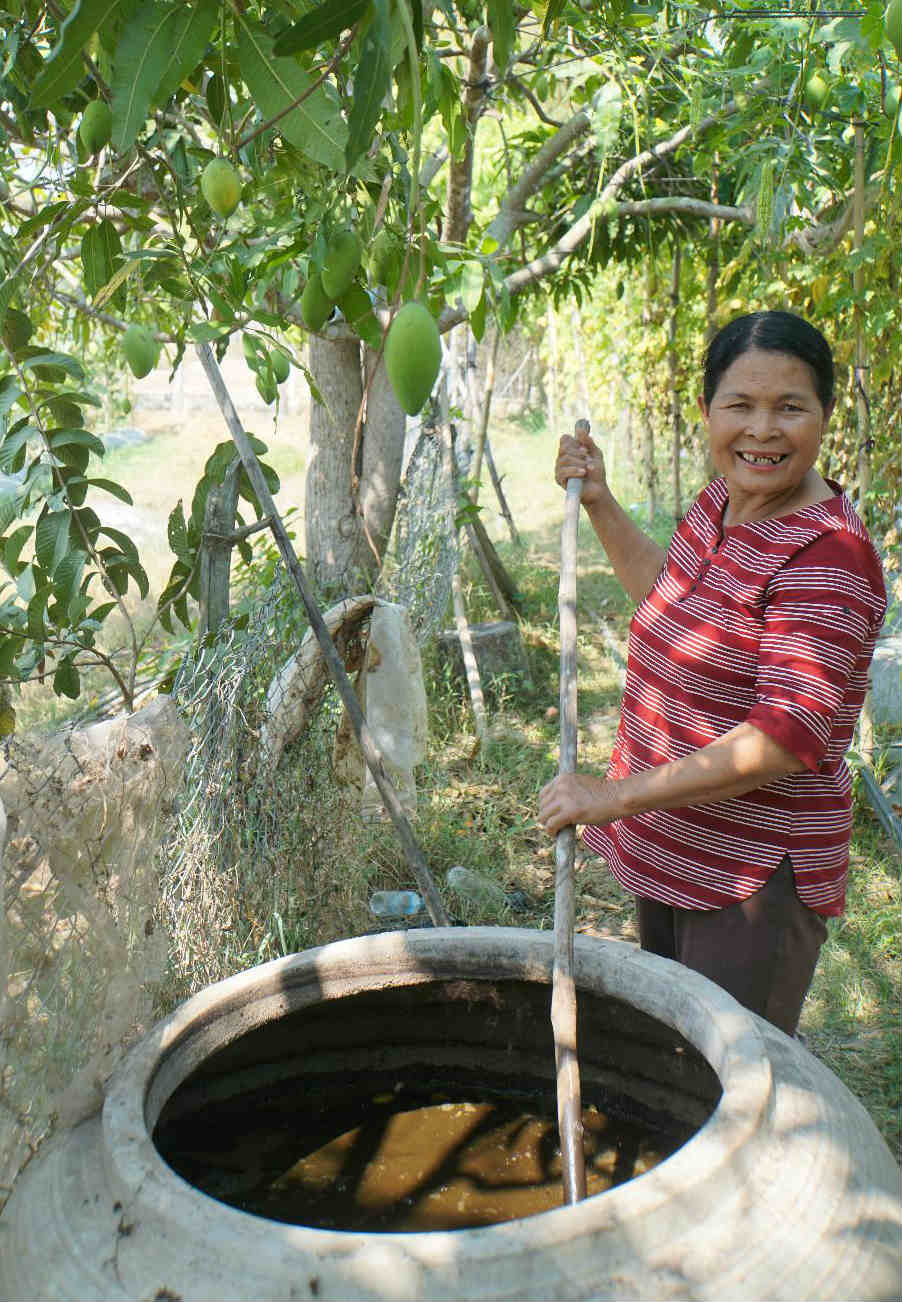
[698,347,834,524]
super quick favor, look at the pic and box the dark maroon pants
[635,857,829,1036]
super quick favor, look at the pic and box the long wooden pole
[853,118,875,758]
[551,419,588,1205]
[196,343,450,928]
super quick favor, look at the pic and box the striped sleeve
[747,530,885,772]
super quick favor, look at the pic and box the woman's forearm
[613,723,806,818]
[583,490,667,604]
[538,723,807,836]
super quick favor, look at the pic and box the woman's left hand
[538,773,619,837]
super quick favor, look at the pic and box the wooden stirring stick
[551,418,589,1204]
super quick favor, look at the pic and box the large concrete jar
[2,928,899,1301]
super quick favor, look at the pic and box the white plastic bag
[361,601,428,816]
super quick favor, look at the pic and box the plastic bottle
[446,866,508,909]
[369,889,423,919]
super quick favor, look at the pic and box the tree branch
[483,108,592,252]
[443,26,491,246]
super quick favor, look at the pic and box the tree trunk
[199,458,240,638]
[306,335,366,593]
[361,348,407,564]
[306,337,408,595]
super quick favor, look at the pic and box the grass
[10,403,901,1163]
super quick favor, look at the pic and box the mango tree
[0,0,898,706]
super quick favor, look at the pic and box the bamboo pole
[669,242,682,523]
[439,376,489,746]
[552,419,588,1206]
[196,343,451,928]
[853,118,875,758]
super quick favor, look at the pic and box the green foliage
[157,436,280,634]
[0,0,898,707]
[0,342,144,701]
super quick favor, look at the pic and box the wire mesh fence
[0,418,459,1210]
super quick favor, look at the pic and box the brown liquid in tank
[158,1084,685,1232]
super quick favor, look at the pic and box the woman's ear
[697,394,709,421]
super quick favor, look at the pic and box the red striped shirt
[583,479,886,916]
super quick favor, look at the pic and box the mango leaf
[3,525,32,577]
[86,477,134,504]
[81,220,124,300]
[0,376,21,419]
[188,321,232,343]
[153,0,218,102]
[591,81,622,158]
[27,586,49,643]
[48,428,106,458]
[60,471,89,505]
[34,510,72,574]
[16,199,89,239]
[167,500,191,563]
[346,0,391,171]
[541,0,567,36]
[0,481,23,534]
[99,523,140,560]
[410,0,423,50]
[237,16,347,172]
[31,0,124,108]
[16,562,35,603]
[93,257,139,310]
[470,290,486,343]
[273,0,370,56]
[487,0,514,72]
[111,0,218,153]
[53,656,80,699]
[52,549,87,608]
[53,442,90,473]
[0,427,31,473]
[459,260,484,313]
[87,601,117,625]
[126,556,149,599]
[20,351,86,380]
[0,278,15,328]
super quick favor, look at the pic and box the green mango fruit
[338,283,382,351]
[270,348,291,384]
[321,227,363,299]
[201,158,241,218]
[122,324,159,379]
[384,302,442,416]
[887,0,902,59]
[300,272,332,331]
[1,307,34,353]
[256,374,277,405]
[79,100,112,155]
[804,72,829,110]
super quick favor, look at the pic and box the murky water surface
[157,1083,685,1232]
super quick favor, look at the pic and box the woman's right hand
[554,426,607,506]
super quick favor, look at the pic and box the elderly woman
[539,310,886,1035]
